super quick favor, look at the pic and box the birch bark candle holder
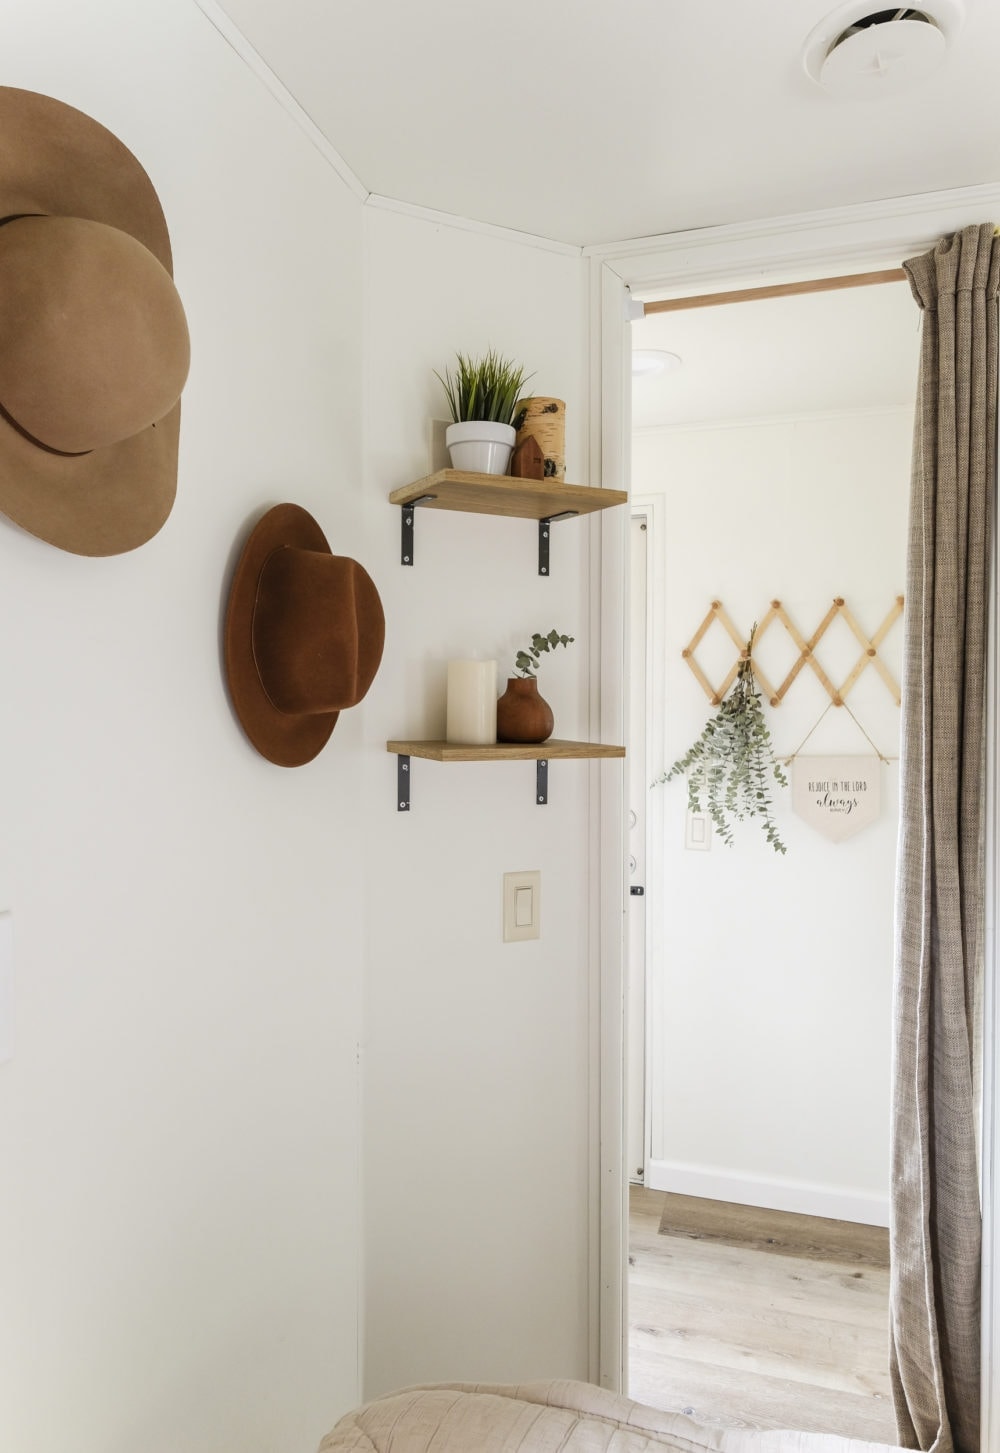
[514,397,566,481]
[446,659,498,744]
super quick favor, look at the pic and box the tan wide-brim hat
[224,504,386,767]
[0,87,189,556]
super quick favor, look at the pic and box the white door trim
[634,496,664,1198]
[592,190,1000,1445]
[584,182,1000,275]
[591,256,631,1390]
[626,507,650,1188]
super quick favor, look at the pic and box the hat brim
[0,87,179,556]
[0,404,179,556]
[224,504,340,768]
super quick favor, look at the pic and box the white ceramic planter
[445,420,516,475]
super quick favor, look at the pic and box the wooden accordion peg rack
[682,596,904,708]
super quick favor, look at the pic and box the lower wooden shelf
[386,738,625,762]
[386,739,626,810]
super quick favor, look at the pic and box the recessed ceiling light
[632,350,682,377]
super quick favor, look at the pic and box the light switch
[503,870,540,942]
[685,810,711,851]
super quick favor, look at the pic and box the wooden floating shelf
[389,470,627,521]
[387,739,626,810]
[391,471,626,573]
[386,739,626,762]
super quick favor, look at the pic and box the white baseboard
[647,1158,889,1228]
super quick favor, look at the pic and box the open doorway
[623,278,919,1439]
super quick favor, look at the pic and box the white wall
[0,5,368,1450]
[634,407,911,1224]
[0,8,610,1440]
[361,207,598,1396]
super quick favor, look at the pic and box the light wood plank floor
[628,1187,898,1443]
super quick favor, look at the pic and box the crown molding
[192,0,370,202]
[363,194,583,258]
[189,6,587,257]
[583,182,1000,290]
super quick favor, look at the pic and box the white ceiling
[631,280,920,429]
[210,0,1000,248]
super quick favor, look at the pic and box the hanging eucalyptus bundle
[655,625,788,854]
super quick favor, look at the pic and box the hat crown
[0,214,190,455]
[252,547,384,717]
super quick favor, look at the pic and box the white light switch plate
[503,870,540,942]
[685,810,711,851]
[0,912,13,1063]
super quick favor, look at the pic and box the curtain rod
[641,268,908,315]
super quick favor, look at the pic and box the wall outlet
[503,870,540,942]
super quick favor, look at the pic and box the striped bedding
[320,1380,906,1453]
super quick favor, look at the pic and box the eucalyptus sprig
[435,349,534,426]
[655,625,788,854]
[514,629,574,677]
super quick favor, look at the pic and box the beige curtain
[890,222,1000,1452]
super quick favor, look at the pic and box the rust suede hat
[0,86,190,556]
[224,504,386,767]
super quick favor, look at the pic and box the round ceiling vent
[803,1,963,98]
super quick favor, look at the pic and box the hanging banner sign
[791,755,881,843]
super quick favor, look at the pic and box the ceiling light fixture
[803,1,963,99]
[632,350,682,378]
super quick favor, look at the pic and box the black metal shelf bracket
[402,498,579,574]
[400,495,437,566]
[538,520,551,577]
[538,511,579,576]
[394,754,553,810]
[397,755,411,811]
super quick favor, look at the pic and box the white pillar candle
[446,660,498,744]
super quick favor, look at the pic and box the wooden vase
[496,676,554,744]
[513,397,566,481]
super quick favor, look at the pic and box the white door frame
[588,182,1000,1438]
[626,507,651,1187]
[624,498,664,1196]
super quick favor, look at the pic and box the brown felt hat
[0,86,190,556]
[224,504,386,767]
